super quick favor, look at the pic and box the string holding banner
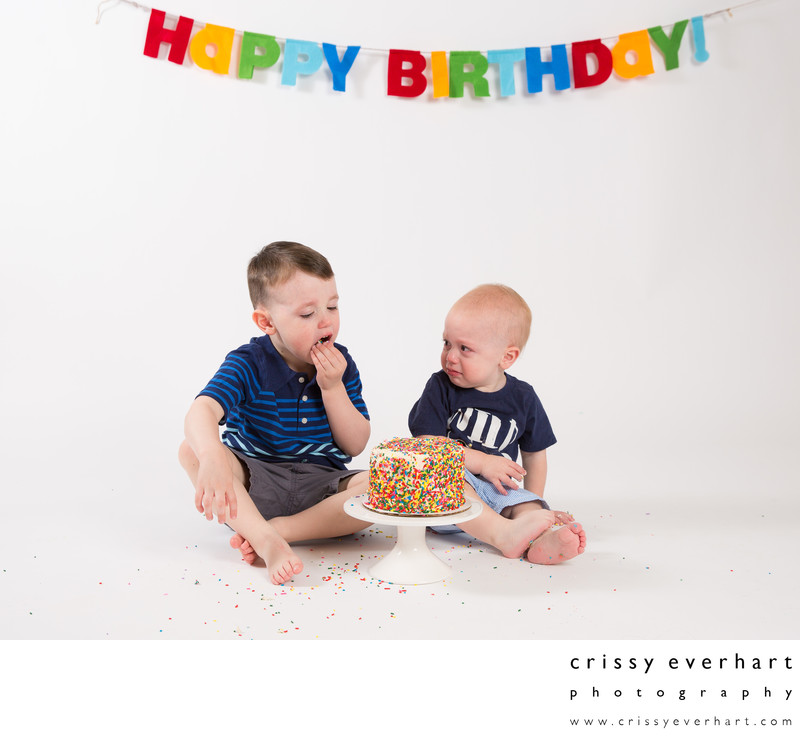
[95,1,766,99]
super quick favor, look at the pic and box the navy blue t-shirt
[408,370,556,461]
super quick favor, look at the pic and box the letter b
[387,49,427,97]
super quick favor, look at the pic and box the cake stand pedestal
[344,494,483,584]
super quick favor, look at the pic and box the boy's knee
[178,439,197,469]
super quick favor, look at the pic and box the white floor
[2,432,797,738]
[2,440,797,641]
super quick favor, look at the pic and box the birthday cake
[366,437,466,515]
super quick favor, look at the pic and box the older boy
[409,284,586,564]
[179,242,371,585]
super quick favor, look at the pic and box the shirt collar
[253,334,317,390]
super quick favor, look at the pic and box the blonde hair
[452,284,532,350]
[247,241,334,308]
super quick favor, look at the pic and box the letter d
[571,40,612,88]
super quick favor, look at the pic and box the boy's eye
[461,346,471,353]
[328,306,338,312]
[300,313,313,319]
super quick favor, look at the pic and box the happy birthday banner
[98,2,759,99]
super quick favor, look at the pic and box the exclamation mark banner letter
[691,16,710,62]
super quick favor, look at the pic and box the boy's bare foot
[496,509,557,559]
[230,533,263,566]
[552,509,574,525]
[229,532,303,585]
[527,522,586,564]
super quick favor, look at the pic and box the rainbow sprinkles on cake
[366,437,466,515]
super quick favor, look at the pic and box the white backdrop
[2,0,799,732]
[3,1,797,505]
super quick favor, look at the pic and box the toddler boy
[179,242,371,584]
[409,284,586,564]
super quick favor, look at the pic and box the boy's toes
[271,564,295,586]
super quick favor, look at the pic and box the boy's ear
[500,345,521,369]
[252,308,276,334]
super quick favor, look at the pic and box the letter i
[431,52,449,98]
[691,16,710,62]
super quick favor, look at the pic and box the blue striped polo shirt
[198,335,369,469]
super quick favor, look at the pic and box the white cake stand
[344,494,483,584]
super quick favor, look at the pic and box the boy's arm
[184,395,238,523]
[520,449,547,498]
[521,448,572,523]
[311,342,370,457]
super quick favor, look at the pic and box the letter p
[238,32,281,79]
[281,39,324,86]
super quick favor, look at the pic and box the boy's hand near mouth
[311,338,347,391]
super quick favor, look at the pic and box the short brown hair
[247,241,334,308]
[452,284,532,350]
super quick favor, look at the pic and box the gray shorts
[230,449,362,520]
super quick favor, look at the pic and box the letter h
[525,45,571,93]
[143,9,194,65]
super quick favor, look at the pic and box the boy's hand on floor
[195,456,238,524]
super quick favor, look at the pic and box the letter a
[189,24,235,75]
[612,31,655,79]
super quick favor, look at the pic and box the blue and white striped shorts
[431,469,549,534]
[464,469,550,514]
